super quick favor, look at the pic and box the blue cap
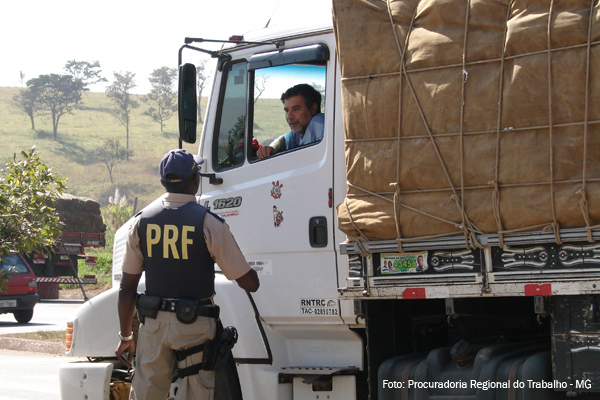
[159,149,202,183]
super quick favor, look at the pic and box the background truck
[24,194,105,299]
[59,0,600,399]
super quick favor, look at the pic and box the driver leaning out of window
[256,83,324,158]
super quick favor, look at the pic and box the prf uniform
[121,192,252,399]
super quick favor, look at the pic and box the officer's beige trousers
[129,310,216,400]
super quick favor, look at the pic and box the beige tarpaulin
[55,194,106,233]
[333,0,600,247]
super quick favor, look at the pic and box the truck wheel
[13,310,33,323]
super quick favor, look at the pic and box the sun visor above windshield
[248,44,329,70]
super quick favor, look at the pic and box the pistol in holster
[203,324,239,371]
[175,324,239,376]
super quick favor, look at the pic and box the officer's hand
[257,146,275,159]
[115,339,136,369]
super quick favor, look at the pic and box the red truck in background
[23,194,106,298]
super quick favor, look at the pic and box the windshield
[1,254,30,274]
[213,47,327,172]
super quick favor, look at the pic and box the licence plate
[0,300,17,308]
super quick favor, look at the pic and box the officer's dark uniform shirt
[121,193,251,292]
[138,200,213,299]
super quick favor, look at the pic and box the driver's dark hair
[281,84,321,114]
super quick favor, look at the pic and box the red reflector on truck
[403,288,426,299]
[524,283,551,296]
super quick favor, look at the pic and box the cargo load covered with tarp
[54,194,106,234]
[333,0,600,247]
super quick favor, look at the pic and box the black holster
[214,325,239,370]
[202,324,238,370]
[176,298,199,324]
[175,323,238,376]
[176,298,220,324]
[135,294,161,324]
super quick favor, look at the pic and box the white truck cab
[60,5,364,400]
[60,1,600,399]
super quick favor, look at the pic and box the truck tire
[13,310,33,323]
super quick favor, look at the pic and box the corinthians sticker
[271,181,283,199]
[300,298,339,316]
[273,205,284,227]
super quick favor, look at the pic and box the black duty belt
[136,294,219,324]
[160,298,212,312]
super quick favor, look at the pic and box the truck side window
[251,64,326,160]
[214,62,248,171]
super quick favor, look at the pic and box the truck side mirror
[178,63,197,144]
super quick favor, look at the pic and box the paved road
[0,299,85,334]
[0,350,86,400]
[0,299,88,399]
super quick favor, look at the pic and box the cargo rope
[579,0,596,243]
[386,0,413,251]
[491,0,512,248]
[386,0,482,249]
[546,0,562,245]
[338,0,600,247]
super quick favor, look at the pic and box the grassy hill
[0,87,287,210]
[0,86,195,209]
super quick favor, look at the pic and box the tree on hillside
[12,87,43,130]
[254,75,269,104]
[196,59,211,124]
[64,60,107,90]
[27,74,84,140]
[143,67,177,132]
[312,82,325,110]
[0,147,67,260]
[106,72,138,159]
[96,139,133,184]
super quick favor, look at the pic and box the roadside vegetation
[0,148,66,290]
[74,189,134,288]
[1,86,188,293]
[0,330,66,343]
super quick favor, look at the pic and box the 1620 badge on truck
[204,196,243,210]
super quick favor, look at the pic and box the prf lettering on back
[146,224,195,259]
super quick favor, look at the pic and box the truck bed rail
[340,227,600,255]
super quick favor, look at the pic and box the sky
[1,0,331,94]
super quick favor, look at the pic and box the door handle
[309,216,328,248]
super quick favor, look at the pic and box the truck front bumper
[59,362,113,400]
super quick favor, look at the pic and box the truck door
[200,41,341,323]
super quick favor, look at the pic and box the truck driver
[256,83,324,158]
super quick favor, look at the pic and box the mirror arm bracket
[200,173,223,185]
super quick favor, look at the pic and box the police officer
[115,149,259,400]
